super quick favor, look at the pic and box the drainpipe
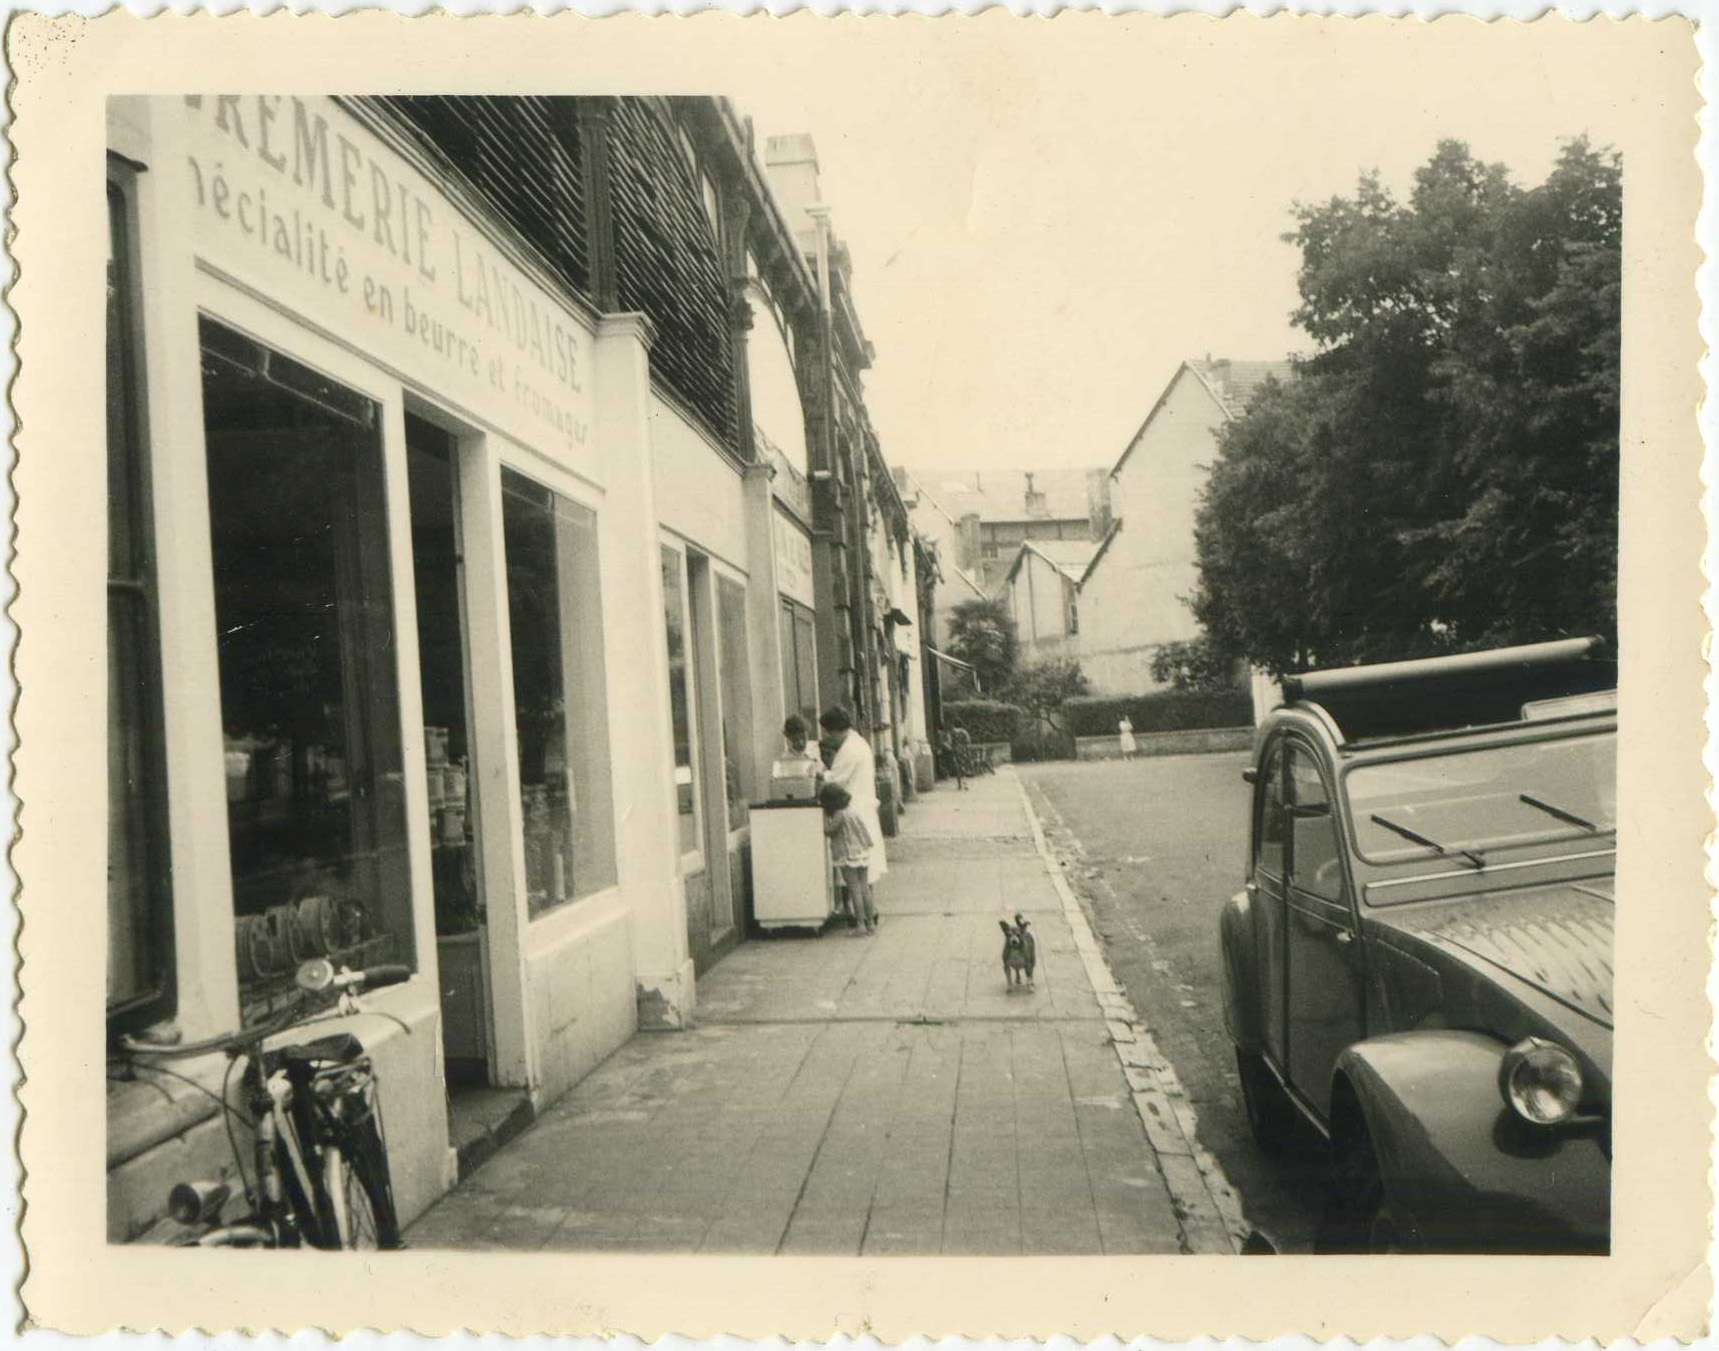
[806,204,836,479]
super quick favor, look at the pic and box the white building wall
[1008,549,1079,665]
[1080,369,1224,694]
[99,95,706,1242]
[652,399,749,573]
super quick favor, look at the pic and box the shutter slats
[382,95,591,300]
[608,99,734,447]
[378,96,734,450]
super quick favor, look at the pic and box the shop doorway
[405,413,522,1153]
[685,551,735,942]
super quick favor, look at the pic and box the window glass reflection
[502,468,616,916]
[200,318,411,1016]
[661,545,700,855]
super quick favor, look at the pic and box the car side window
[1287,744,1345,904]
[1254,746,1286,879]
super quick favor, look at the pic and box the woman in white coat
[818,705,888,884]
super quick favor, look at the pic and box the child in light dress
[819,780,878,935]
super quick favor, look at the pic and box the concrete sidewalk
[406,769,1241,1255]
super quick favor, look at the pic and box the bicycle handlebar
[342,964,410,992]
[119,964,413,1060]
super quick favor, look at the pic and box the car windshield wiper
[1518,793,1600,833]
[1369,813,1485,869]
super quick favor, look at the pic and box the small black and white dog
[1000,914,1036,990]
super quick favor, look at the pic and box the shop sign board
[176,96,596,474]
[773,507,815,609]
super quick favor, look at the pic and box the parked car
[1218,637,1616,1253]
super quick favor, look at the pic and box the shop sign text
[182,96,592,457]
[774,510,815,608]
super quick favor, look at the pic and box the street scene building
[1077,359,1292,694]
[90,66,1653,1269]
[104,94,930,1241]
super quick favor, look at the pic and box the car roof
[1275,637,1617,747]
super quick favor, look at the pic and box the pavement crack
[774,1029,867,1256]
[1056,1024,1106,1249]
[938,1030,965,1254]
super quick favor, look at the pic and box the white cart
[750,800,836,931]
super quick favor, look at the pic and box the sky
[720,21,1647,477]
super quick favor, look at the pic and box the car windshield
[1346,727,1616,865]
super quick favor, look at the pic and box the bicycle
[961,743,996,778]
[118,958,411,1249]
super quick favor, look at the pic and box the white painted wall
[102,98,704,1241]
[746,287,809,477]
[1008,549,1078,662]
[1080,368,1224,694]
[651,398,748,573]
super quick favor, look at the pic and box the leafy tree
[1002,659,1090,734]
[946,597,1019,693]
[1191,138,1621,676]
[1149,638,1242,694]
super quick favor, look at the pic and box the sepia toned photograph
[101,82,1627,1257]
[14,11,1707,1340]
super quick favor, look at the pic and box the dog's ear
[999,919,1012,936]
[1015,913,1029,930]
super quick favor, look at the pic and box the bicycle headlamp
[168,1180,230,1226]
[295,958,335,993]
[1498,1036,1584,1125]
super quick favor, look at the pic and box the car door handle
[1334,930,1354,945]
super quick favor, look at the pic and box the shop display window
[501,468,616,916]
[107,175,173,1026]
[716,575,752,833]
[406,417,482,937]
[779,597,818,731]
[660,545,700,857]
[199,317,413,1018]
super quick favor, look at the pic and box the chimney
[763,133,824,257]
[959,512,982,572]
[1087,468,1112,537]
[1207,356,1232,398]
[1024,472,1046,518]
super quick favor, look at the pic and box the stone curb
[1006,767,1250,1256]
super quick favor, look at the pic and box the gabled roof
[1005,538,1101,588]
[947,560,991,603]
[907,466,1104,526]
[1189,359,1295,418]
[1109,357,1294,481]
[1078,520,1123,587]
[893,466,958,528]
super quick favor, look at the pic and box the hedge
[1062,688,1254,739]
[942,699,1024,746]
[1011,724,1077,763]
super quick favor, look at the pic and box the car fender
[1217,889,1262,1053]
[1335,1031,1609,1252]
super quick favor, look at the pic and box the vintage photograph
[17,11,1705,1339]
[104,83,1622,1259]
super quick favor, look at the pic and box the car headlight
[1498,1036,1584,1125]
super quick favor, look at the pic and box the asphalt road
[1020,753,1328,1253]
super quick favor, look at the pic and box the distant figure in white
[1118,715,1137,759]
[819,704,889,885]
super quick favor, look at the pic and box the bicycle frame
[123,960,410,1249]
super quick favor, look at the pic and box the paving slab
[408,770,1206,1256]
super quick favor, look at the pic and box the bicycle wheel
[322,1142,393,1249]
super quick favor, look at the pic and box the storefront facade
[106,93,912,1241]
